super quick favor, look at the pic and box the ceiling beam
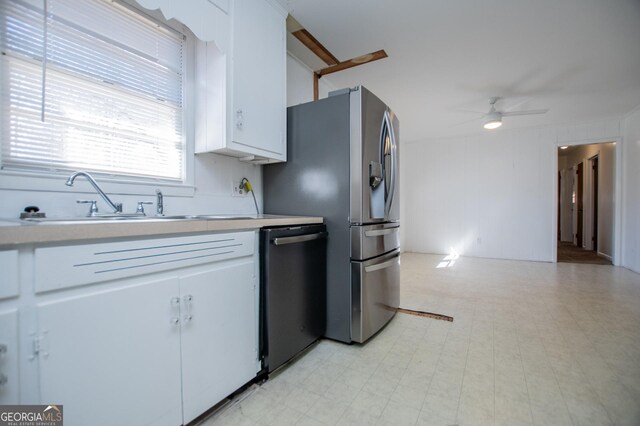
[287,15,339,66]
[317,50,388,76]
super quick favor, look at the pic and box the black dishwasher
[260,224,327,373]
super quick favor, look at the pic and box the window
[0,0,186,181]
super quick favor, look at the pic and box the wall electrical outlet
[232,180,247,197]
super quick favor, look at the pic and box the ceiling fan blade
[501,109,549,117]
[287,15,339,66]
[497,96,532,112]
[317,50,388,76]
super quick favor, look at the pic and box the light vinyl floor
[203,253,640,425]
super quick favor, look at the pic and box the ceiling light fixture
[483,112,502,130]
[560,146,569,150]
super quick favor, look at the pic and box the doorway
[557,143,615,265]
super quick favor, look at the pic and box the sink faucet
[155,189,164,216]
[65,171,123,213]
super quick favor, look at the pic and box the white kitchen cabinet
[29,231,259,426]
[133,0,230,50]
[0,250,19,299]
[37,277,184,426]
[180,260,256,424]
[196,0,287,163]
[0,310,19,404]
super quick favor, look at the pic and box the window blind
[0,0,185,181]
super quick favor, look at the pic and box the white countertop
[0,214,323,246]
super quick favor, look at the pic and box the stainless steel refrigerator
[263,86,400,343]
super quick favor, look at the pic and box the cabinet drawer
[0,250,18,299]
[35,232,254,293]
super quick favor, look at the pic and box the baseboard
[597,251,612,261]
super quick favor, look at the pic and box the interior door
[577,162,584,247]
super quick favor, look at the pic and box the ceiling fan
[482,97,549,129]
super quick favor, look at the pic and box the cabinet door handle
[170,317,180,325]
[236,109,244,130]
[170,297,180,306]
[0,374,7,386]
[183,295,193,303]
[183,314,193,323]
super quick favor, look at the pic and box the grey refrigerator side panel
[263,94,353,342]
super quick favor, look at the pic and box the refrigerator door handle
[384,110,397,220]
[272,232,327,246]
[364,253,400,273]
[364,227,400,237]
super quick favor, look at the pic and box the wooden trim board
[397,308,454,322]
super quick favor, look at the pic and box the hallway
[557,241,612,265]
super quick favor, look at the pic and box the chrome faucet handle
[136,201,153,215]
[77,200,98,216]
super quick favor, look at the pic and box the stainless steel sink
[190,215,257,220]
[149,215,256,220]
[22,215,160,224]
[21,214,257,223]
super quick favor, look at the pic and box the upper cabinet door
[230,0,286,161]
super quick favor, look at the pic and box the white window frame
[0,0,196,197]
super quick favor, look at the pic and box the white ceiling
[286,0,640,142]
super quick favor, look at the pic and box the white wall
[286,53,336,106]
[0,154,262,219]
[402,117,622,262]
[622,107,640,273]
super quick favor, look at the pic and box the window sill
[0,170,196,198]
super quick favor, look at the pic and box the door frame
[552,137,622,265]
[575,162,584,247]
[589,154,599,252]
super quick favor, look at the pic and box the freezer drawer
[351,249,400,343]
[351,222,400,261]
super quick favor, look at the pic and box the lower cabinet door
[0,310,19,404]
[180,260,257,424]
[37,278,183,426]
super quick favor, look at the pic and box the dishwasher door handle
[272,232,327,246]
